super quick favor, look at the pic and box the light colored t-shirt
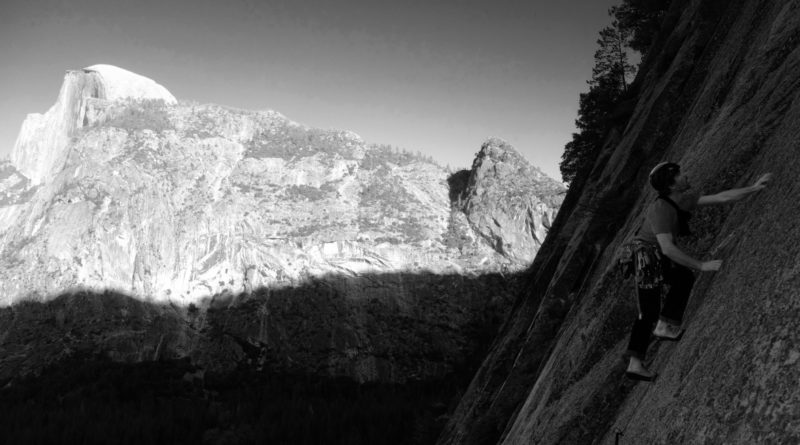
[636,192,699,245]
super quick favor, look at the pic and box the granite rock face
[0,65,564,384]
[10,65,174,186]
[10,69,104,186]
[438,1,800,444]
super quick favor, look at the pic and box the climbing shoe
[653,325,685,342]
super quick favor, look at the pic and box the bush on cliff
[362,144,437,169]
[104,98,173,134]
[246,125,367,161]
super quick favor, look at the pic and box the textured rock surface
[438,0,800,444]
[0,66,564,384]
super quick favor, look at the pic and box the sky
[0,0,622,181]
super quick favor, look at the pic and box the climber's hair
[649,162,680,197]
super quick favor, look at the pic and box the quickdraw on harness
[618,195,692,282]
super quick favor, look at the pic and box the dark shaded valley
[0,269,520,445]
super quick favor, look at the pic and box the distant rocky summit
[0,65,564,384]
[83,64,177,104]
[462,138,563,263]
[10,65,174,186]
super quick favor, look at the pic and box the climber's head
[649,162,689,196]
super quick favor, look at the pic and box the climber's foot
[653,321,684,341]
[626,358,657,382]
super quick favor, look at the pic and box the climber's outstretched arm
[697,173,773,206]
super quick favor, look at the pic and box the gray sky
[0,0,622,180]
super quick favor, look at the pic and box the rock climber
[625,161,772,381]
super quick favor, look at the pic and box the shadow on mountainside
[0,268,523,445]
[447,169,471,204]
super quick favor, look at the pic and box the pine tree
[559,2,671,185]
[592,22,637,93]
[560,21,634,184]
[611,0,672,57]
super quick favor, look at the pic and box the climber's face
[671,172,692,193]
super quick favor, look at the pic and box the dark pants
[627,262,696,359]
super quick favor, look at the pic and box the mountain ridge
[0,65,564,308]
